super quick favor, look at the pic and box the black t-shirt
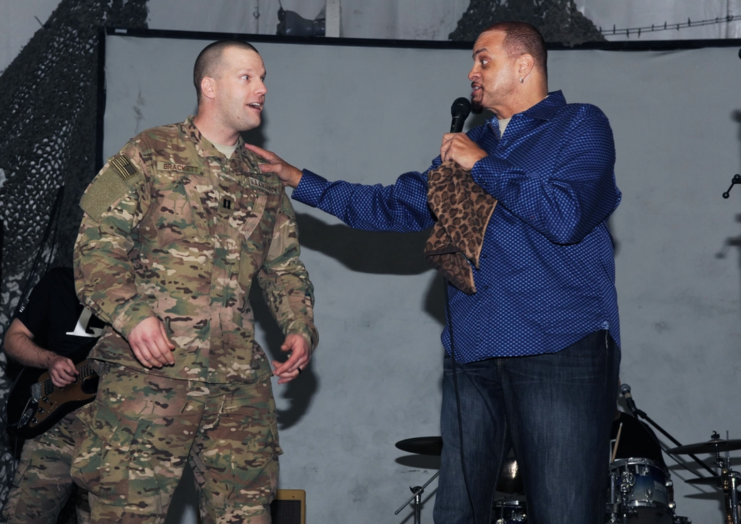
[16,267,106,361]
[610,411,666,466]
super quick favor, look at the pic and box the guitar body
[6,359,99,439]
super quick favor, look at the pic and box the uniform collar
[183,116,246,159]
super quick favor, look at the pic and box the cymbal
[395,437,524,494]
[686,476,722,486]
[667,439,741,455]
[396,436,443,456]
[497,456,524,494]
[686,471,741,486]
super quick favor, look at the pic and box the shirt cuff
[470,154,510,190]
[292,169,330,207]
[111,299,155,339]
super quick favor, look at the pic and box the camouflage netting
[0,0,148,520]
[450,0,606,45]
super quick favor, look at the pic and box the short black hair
[481,22,547,77]
[193,40,260,101]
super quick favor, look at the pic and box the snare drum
[492,499,527,523]
[608,457,673,524]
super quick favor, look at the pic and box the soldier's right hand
[47,355,78,388]
[128,316,176,369]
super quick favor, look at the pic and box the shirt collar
[487,90,566,127]
[521,90,566,120]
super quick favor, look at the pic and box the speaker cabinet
[270,489,306,524]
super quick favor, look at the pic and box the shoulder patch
[80,156,143,221]
[110,155,139,180]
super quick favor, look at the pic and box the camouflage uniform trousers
[3,410,91,524]
[70,363,281,524]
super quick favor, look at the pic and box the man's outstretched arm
[245,143,436,233]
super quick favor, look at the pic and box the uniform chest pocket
[231,179,281,242]
[152,176,210,248]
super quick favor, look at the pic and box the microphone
[619,383,638,415]
[450,97,471,133]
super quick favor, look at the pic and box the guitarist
[2,267,106,524]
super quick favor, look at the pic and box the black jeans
[434,330,620,524]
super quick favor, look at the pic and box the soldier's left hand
[440,133,487,170]
[272,334,311,384]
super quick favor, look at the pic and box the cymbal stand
[631,407,717,477]
[394,471,440,524]
[714,441,740,524]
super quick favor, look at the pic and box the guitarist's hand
[128,316,175,369]
[47,355,78,388]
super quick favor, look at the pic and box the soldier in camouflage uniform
[71,40,318,524]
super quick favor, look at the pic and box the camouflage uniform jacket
[74,117,318,384]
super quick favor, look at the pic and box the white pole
[326,0,341,37]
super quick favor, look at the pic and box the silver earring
[519,77,524,83]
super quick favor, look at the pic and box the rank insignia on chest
[221,197,233,210]
[249,177,279,195]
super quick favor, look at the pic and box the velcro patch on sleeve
[80,158,141,221]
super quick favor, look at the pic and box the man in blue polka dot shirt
[248,21,621,524]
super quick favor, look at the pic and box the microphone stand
[394,471,439,524]
[629,406,716,477]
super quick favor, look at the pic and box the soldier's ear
[200,76,217,100]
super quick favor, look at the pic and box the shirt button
[483,285,489,291]
[481,253,488,258]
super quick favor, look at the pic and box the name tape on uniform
[156,161,201,174]
[249,177,279,195]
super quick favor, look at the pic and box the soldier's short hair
[193,40,260,102]
[481,22,547,78]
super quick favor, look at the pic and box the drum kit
[393,431,741,523]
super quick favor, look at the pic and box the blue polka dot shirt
[293,91,621,363]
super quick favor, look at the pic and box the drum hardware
[608,458,673,524]
[394,437,527,522]
[394,472,439,524]
[620,384,717,479]
[668,432,741,524]
[493,498,527,523]
[394,437,442,523]
[723,174,741,199]
[612,386,704,524]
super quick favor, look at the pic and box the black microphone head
[619,383,631,395]
[451,97,471,119]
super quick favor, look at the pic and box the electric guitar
[6,357,99,439]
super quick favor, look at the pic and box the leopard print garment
[424,160,497,295]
